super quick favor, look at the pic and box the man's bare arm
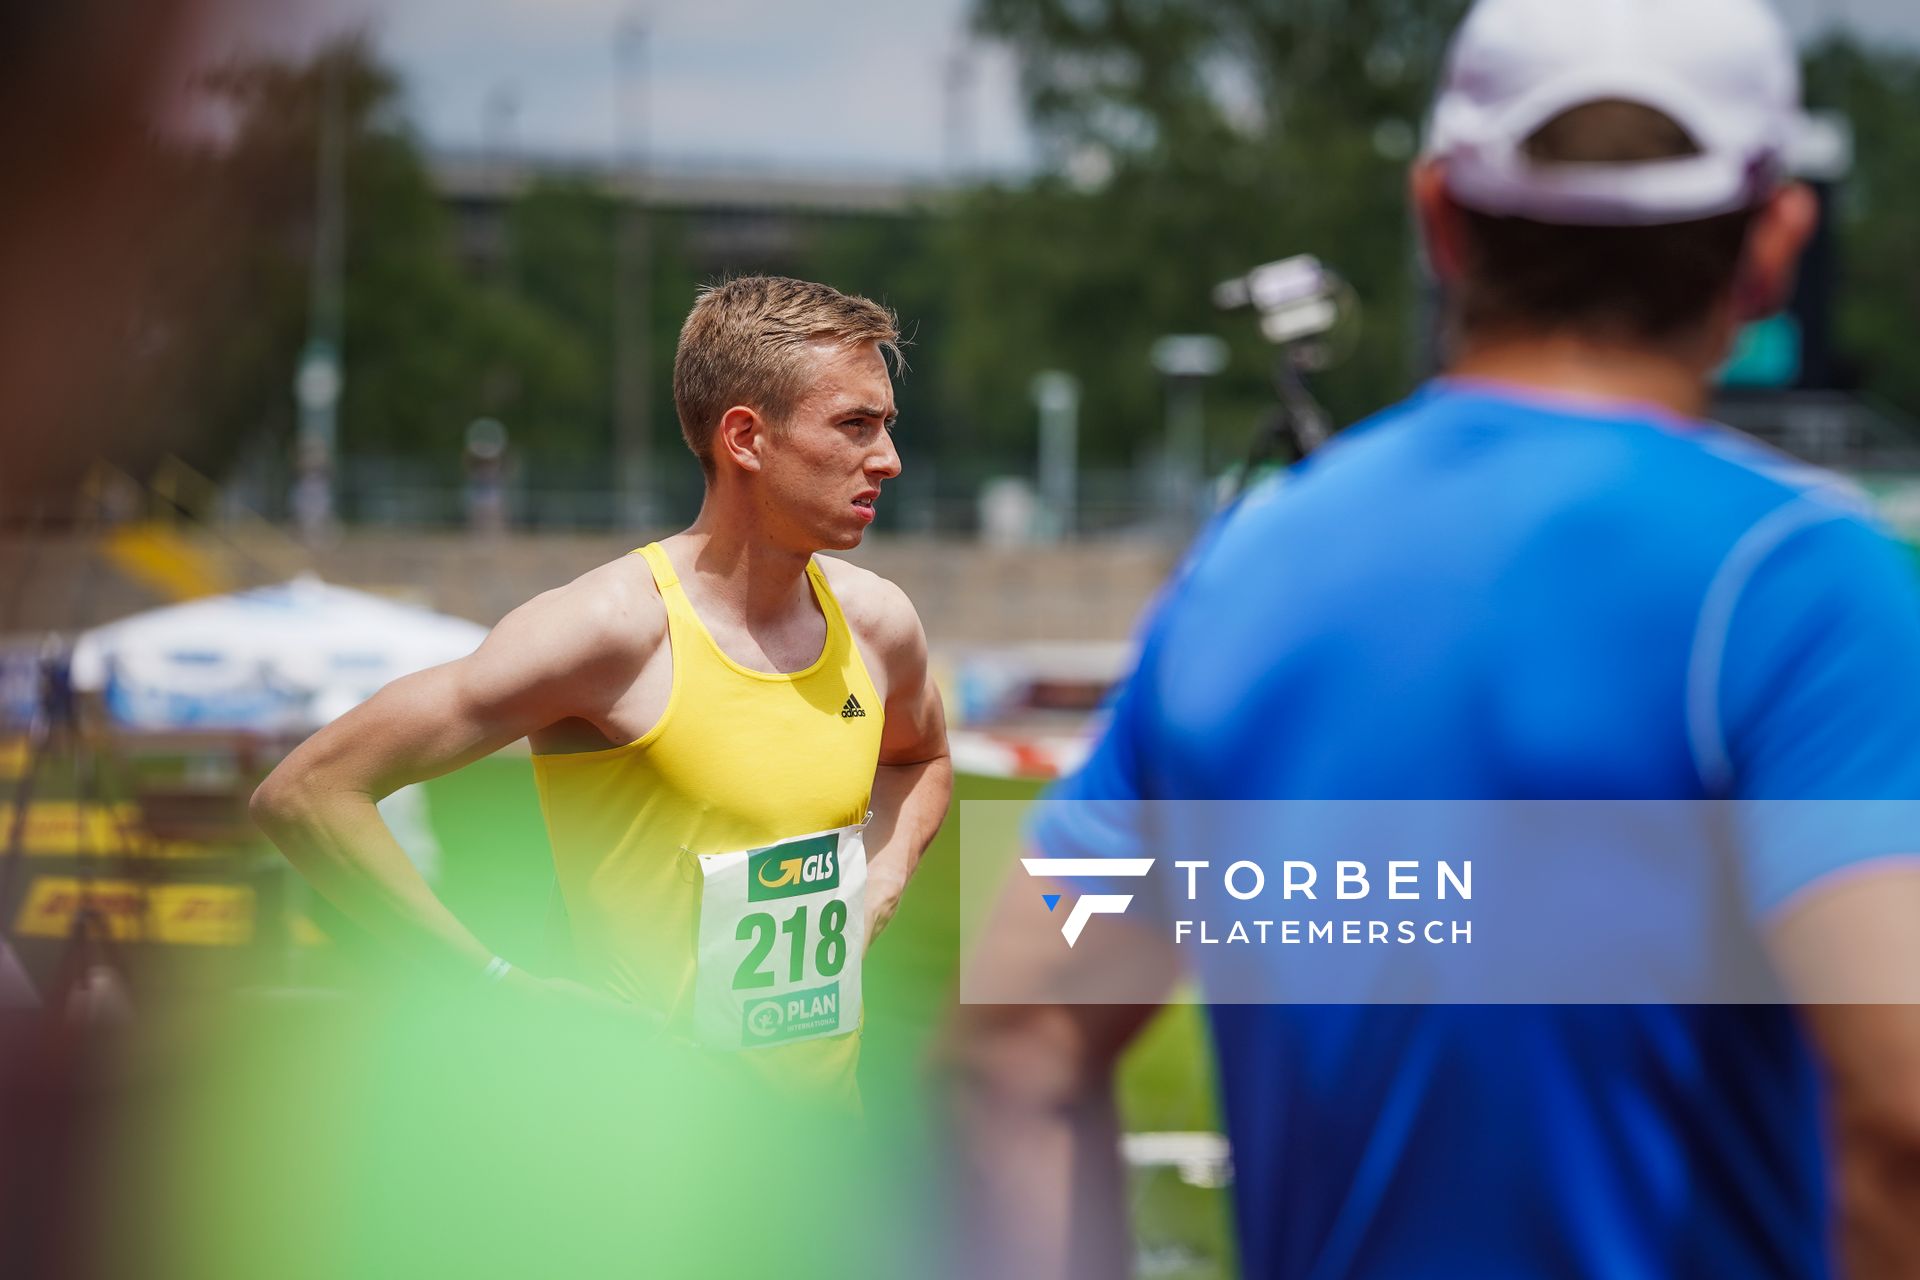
[946,1000,1155,1280]
[844,572,951,942]
[941,872,1178,1279]
[1769,865,1920,1279]
[250,569,658,982]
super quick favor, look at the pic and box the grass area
[422,755,1236,1278]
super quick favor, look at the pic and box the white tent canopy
[71,576,487,734]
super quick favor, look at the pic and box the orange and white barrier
[949,729,1091,781]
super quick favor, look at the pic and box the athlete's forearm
[864,753,952,939]
[1832,1116,1920,1280]
[943,1013,1132,1279]
[251,771,495,978]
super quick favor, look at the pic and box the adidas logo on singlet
[840,694,866,719]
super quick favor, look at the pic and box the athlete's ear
[1734,182,1818,323]
[1410,160,1469,286]
[714,405,766,475]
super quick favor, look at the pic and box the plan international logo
[1020,858,1156,946]
[743,982,841,1042]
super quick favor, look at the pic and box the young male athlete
[255,276,951,1096]
[951,1,1920,1275]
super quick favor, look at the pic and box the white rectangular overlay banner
[959,800,1920,1005]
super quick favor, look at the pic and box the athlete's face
[758,340,901,552]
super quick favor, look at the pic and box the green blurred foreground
[88,760,1231,1279]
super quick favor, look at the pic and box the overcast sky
[211,0,1920,175]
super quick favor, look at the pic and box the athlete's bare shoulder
[813,554,923,658]
[481,551,666,689]
[503,552,668,660]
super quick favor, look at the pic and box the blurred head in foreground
[1415,0,1814,375]
[2,9,239,1274]
[0,1,224,511]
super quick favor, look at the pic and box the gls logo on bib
[748,832,840,902]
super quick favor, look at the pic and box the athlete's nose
[869,431,902,481]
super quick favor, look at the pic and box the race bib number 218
[694,825,867,1050]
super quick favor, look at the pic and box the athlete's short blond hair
[672,276,901,476]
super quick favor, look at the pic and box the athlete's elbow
[249,767,316,840]
[939,1004,1109,1115]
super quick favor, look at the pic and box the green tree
[503,180,620,471]
[137,38,594,501]
[940,0,1469,468]
[957,6,1920,474]
[1804,38,1920,420]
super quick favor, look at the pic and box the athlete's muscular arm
[825,562,951,943]
[250,565,659,984]
[1769,869,1920,1279]
[944,1002,1156,1280]
[942,881,1177,1280]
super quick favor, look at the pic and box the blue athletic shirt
[1032,379,1920,1279]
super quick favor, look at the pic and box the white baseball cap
[1426,0,1800,226]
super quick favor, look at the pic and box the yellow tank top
[530,543,884,1093]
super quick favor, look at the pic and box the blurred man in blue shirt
[951,1,1920,1276]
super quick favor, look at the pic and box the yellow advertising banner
[0,802,204,859]
[13,876,253,946]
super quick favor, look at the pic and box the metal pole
[1150,335,1228,530]
[1033,371,1080,542]
[483,83,520,243]
[1166,378,1204,520]
[942,44,976,181]
[294,57,346,542]
[613,12,652,528]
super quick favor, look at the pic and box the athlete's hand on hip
[501,969,673,1034]
[863,897,894,951]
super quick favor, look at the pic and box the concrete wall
[1,531,1179,648]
